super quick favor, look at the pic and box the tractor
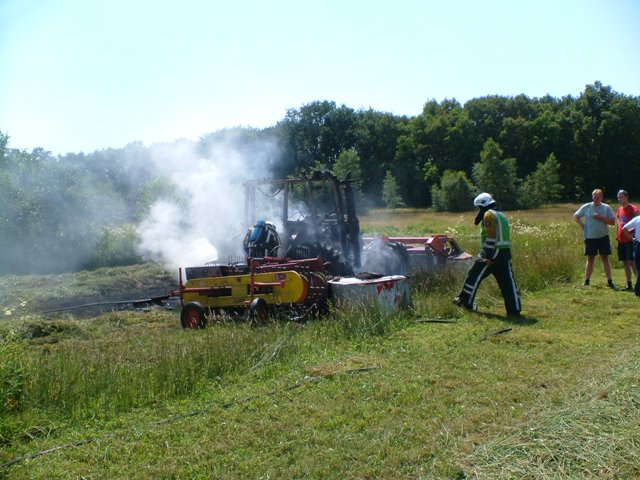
[175,171,371,328]
[174,171,469,328]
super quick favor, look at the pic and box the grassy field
[1,205,639,479]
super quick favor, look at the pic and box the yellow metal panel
[183,270,307,308]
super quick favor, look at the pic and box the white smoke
[137,200,219,268]
[136,135,279,271]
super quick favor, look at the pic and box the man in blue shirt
[574,188,616,289]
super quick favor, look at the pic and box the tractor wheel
[286,241,353,277]
[180,302,207,329]
[316,244,353,277]
[248,297,267,325]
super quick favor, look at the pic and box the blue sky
[1,0,639,155]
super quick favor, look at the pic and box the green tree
[382,171,405,210]
[352,109,406,202]
[598,92,640,193]
[464,96,511,142]
[332,148,363,209]
[522,153,564,207]
[0,131,8,166]
[394,99,479,207]
[423,160,438,184]
[472,138,521,210]
[431,170,476,212]
[276,101,357,175]
[332,149,361,183]
[393,132,429,206]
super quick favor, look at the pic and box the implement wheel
[181,302,207,329]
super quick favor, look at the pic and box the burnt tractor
[173,171,469,328]
[175,171,366,328]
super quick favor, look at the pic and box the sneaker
[626,283,633,291]
[608,281,617,290]
[582,280,590,286]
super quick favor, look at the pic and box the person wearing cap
[454,192,522,316]
[615,189,640,291]
[621,214,640,297]
[574,188,616,289]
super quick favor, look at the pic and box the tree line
[271,81,639,210]
[1,81,639,274]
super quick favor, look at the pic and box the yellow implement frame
[181,270,308,308]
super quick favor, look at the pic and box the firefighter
[454,193,522,317]
[243,220,281,258]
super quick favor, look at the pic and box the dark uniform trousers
[458,248,521,313]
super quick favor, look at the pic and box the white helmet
[473,192,495,208]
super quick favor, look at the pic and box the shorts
[618,242,635,261]
[584,236,611,256]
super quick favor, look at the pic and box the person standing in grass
[574,188,616,289]
[621,215,640,297]
[615,189,640,291]
[454,192,521,317]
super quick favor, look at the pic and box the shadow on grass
[475,311,539,325]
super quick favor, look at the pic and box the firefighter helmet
[473,192,495,208]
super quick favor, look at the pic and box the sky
[1,0,639,155]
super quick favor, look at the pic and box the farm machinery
[172,171,471,328]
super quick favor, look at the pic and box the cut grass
[0,262,175,318]
[2,280,639,479]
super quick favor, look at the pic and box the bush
[84,224,143,269]
[431,170,476,212]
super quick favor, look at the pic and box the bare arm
[593,211,615,225]
[623,228,634,242]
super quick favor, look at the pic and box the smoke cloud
[136,135,281,271]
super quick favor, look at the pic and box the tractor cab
[243,171,361,276]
